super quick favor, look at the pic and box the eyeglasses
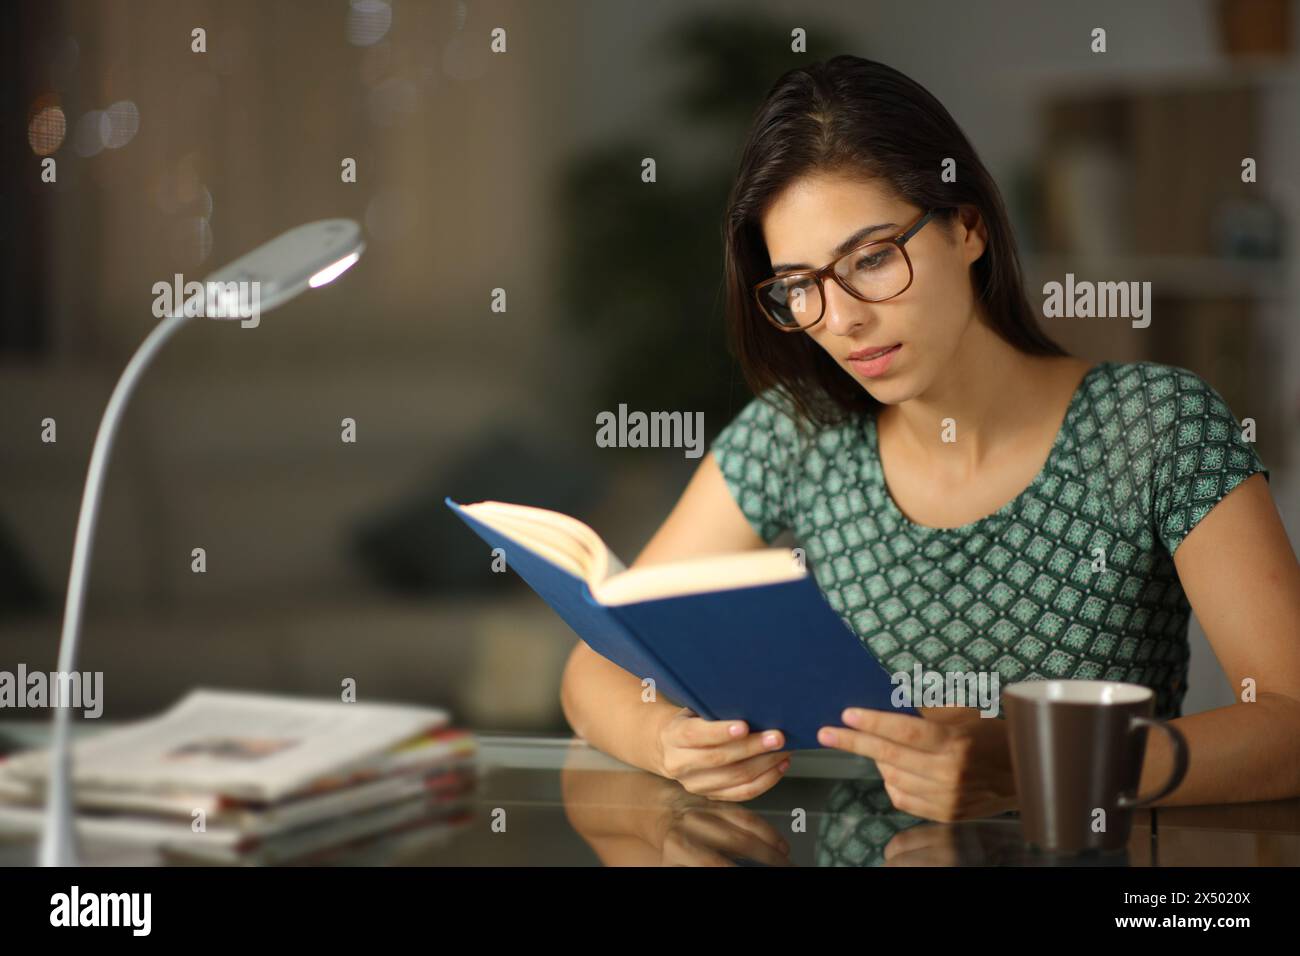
[753,208,940,332]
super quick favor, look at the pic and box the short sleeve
[709,391,800,543]
[1147,366,1268,555]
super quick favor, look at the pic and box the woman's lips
[847,344,901,378]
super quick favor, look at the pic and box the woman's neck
[879,319,1082,474]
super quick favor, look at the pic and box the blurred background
[2,0,1298,731]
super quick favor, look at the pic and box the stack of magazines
[0,689,477,865]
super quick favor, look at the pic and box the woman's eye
[855,252,886,270]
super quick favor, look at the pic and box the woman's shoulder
[1078,360,1244,434]
[713,391,871,490]
[1086,359,1227,402]
[715,387,869,455]
[725,387,803,433]
[1080,362,1267,551]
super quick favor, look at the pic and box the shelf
[1023,254,1290,299]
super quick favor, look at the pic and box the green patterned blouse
[710,361,1267,719]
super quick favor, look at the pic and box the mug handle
[1116,716,1189,808]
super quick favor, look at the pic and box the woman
[560,55,1300,819]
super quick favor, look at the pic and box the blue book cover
[446,497,916,750]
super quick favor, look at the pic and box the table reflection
[558,749,1151,867]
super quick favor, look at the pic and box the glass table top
[1,729,1297,866]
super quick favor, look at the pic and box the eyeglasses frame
[753,207,941,332]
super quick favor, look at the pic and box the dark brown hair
[722,54,1065,430]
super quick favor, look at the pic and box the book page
[460,501,624,585]
[592,548,805,605]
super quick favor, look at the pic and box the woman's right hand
[654,706,792,801]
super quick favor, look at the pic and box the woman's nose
[821,280,870,336]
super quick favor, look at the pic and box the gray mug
[1003,679,1189,854]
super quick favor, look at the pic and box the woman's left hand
[818,707,1019,822]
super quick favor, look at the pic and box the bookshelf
[1022,62,1298,488]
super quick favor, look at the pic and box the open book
[447,498,913,750]
[450,499,810,604]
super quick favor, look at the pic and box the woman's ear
[954,205,988,264]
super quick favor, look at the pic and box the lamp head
[199,218,364,318]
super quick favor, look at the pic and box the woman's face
[759,172,987,405]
